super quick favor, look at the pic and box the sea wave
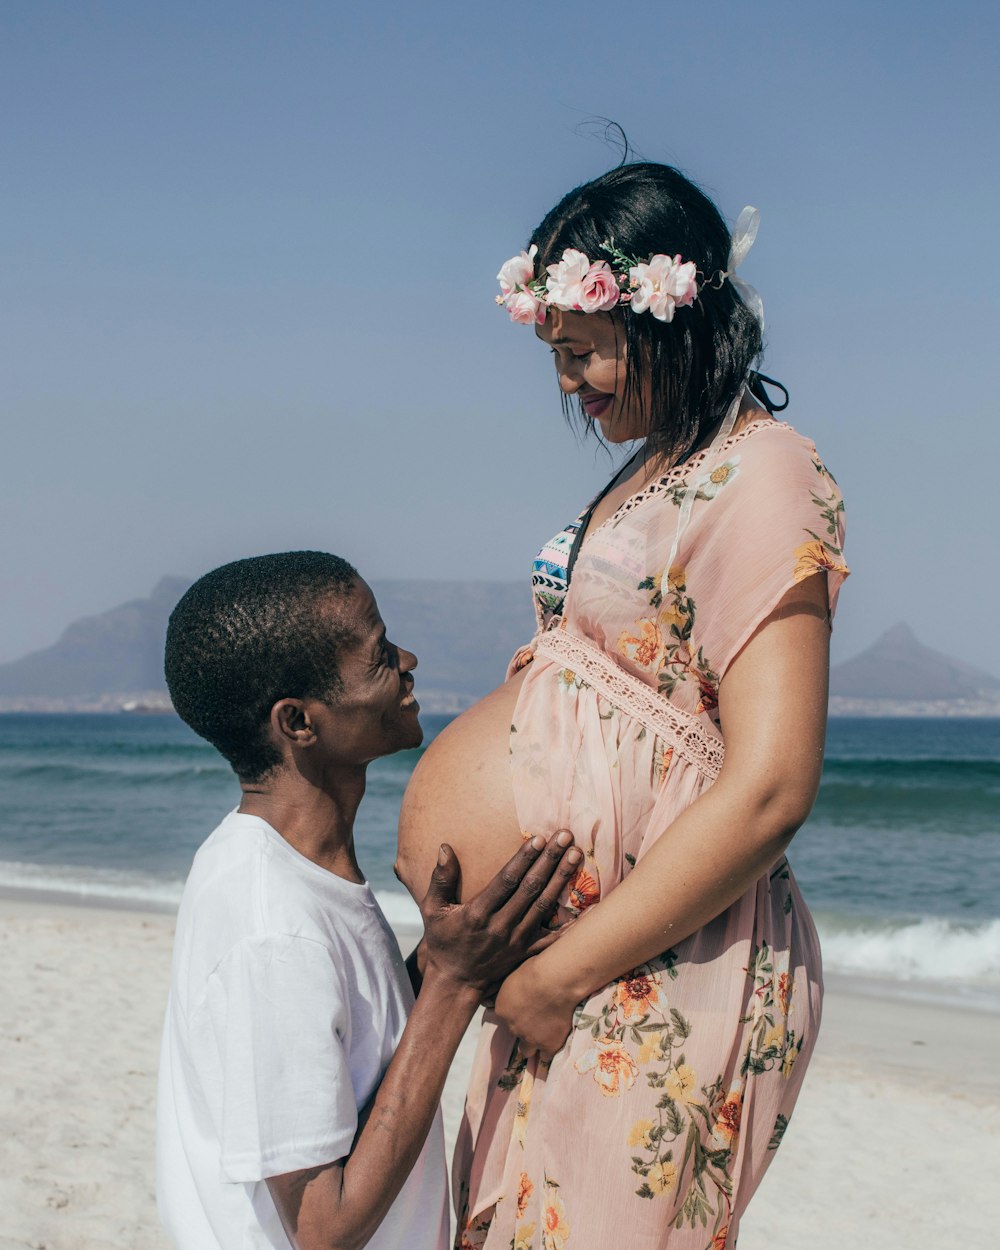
[1,761,232,786]
[816,914,1000,984]
[4,861,996,1001]
[0,859,185,908]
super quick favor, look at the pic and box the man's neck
[238,764,368,884]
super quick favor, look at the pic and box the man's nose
[398,646,418,672]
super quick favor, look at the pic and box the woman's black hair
[530,162,773,459]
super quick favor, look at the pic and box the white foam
[817,915,1000,984]
[0,860,185,908]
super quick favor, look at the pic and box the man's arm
[266,833,580,1250]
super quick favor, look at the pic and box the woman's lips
[581,393,613,419]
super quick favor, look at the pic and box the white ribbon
[655,206,762,603]
[723,205,763,329]
[658,386,745,603]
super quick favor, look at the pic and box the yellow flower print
[782,1036,802,1078]
[667,564,687,592]
[763,1023,786,1052]
[647,1159,678,1194]
[659,601,688,632]
[574,1038,639,1097]
[613,970,664,1019]
[513,1223,536,1250]
[627,1118,655,1148]
[616,618,664,671]
[516,1171,534,1218]
[638,1030,669,1065]
[665,1063,698,1103]
[556,667,579,693]
[542,1186,569,1250]
[793,539,849,584]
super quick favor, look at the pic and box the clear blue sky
[3,0,998,673]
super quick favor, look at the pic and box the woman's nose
[556,361,583,395]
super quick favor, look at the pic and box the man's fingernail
[530,835,546,851]
[567,848,583,864]
[438,845,449,865]
[555,830,572,847]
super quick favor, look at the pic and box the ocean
[2,713,998,1008]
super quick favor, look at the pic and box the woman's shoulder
[704,418,841,496]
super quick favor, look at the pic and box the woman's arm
[493,573,832,1057]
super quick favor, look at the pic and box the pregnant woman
[397,161,848,1250]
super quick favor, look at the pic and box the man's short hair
[164,551,358,781]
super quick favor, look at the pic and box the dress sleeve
[681,426,849,683]
[203,934,359,1183]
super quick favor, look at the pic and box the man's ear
[270,699,316,748]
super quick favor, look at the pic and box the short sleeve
[682,426,849,682]
[203,934,359,1183]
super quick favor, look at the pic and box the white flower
[628,254,699,322]
[694,456,741,498]
[545,248,592,310]
[497,244,538,298]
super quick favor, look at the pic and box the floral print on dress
[794,475,849,584]
[625,567,722,714]
[540,1177,570,1250]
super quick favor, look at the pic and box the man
[157,551,579,1250]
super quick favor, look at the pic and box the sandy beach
[2,895,998,1250]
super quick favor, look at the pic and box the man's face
[311,578,422,765]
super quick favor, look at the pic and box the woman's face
[535,309,649,442]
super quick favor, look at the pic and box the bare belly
[396,666,529,904]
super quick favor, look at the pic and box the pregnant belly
[396,666,529,904]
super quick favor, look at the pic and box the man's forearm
[267,971,477,1250]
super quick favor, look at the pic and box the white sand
[2,897,998,1249]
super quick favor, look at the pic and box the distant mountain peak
[876,621,918,647]
[832,622,1000,700]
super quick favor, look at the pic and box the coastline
[3,894,999,1248]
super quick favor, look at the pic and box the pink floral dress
[453,419,848,1250]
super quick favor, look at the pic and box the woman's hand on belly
[494,957,579,1060]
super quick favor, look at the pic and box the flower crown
[495,206,762,327]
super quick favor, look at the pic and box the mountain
[0,578,192,701]
[830,622,1000,701]
[2,588,996,717]
[0,577,535,713]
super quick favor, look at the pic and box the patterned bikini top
[531,507,587,625]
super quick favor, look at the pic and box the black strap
[564,442,697,592]
[748,371,789,413]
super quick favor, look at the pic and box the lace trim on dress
[604,418,791,532]
[535,630,726,782]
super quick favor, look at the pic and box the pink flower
[578,262,620,313]
[507,291,546,325]
[544,248,592,310]
[628,254,699,322]
[497,244,538,298]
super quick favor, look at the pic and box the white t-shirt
[156,810,448,1250]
